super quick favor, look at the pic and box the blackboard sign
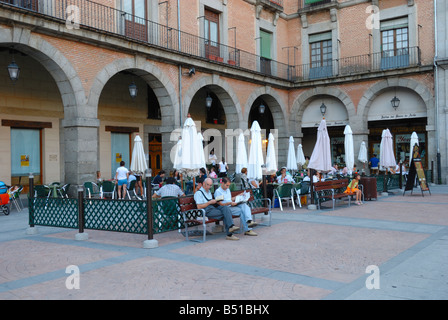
[404,144,431,196]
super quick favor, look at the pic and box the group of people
[369,154,409,176]
[112,155,372,240]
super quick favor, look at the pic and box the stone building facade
[0,0,445,190]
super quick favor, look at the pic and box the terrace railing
[293,47,421,81]
[0,0,422,82]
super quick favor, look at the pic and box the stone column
[62,118,100,186]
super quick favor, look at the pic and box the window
[123,0,148,41]
[309,32,332,79]
[259,29,272,75]
[11,128,41,178]
[111,133,130,179]
[204,8,221,60]
[380,17,409,69]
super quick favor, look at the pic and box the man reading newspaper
[214,177,258,236]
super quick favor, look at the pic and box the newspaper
[234,191,250,205]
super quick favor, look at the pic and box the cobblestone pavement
[0,185,447,302]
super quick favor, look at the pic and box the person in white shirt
[209,149,218,166]
[218,158,228,177]
[214,177,257,235]
[276,167,293,183]
[329,163,338,175]
[114,161,129,199]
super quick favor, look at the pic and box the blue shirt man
[369,154,380,175]
[369,155,379,168]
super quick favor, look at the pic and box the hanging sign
[116,153,122,163]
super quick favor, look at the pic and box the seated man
[152,170,166,186]
[214,177,257,236]
[276,167,294,183]
[152,177,185,198]
[329,163,338,175]
[194,178,240,241]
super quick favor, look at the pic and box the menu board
[404,144,430,196]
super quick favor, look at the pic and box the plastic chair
[34,185,51,209]
[60,184,70,198]
[101,180,115,199]
[34,185,51,198]
[84,182,100,198]
[8,185,22,211]
[274,183,295,211]
[293,182,310,208]
[126,180,141,200]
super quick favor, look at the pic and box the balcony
[257,0,284,12]
[293,46,421,82]
[298,0,337,12]
[0,0,423,83]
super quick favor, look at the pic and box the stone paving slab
[0,185,447,301]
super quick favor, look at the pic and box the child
[345,174,363,205]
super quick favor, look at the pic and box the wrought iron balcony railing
[0,0,422,83]
[293,46,421,81]
[258,0,284,11]
[298,0,337,11]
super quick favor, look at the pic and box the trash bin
[360,177,377,200]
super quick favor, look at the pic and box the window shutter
[260,30,272,59]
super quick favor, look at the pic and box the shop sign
[303,120,349,128]
[368,112,426,121]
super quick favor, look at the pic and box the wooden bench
[230,190,271,226]
[178,195,217,242]
[178,189,271,242]
[313,179,363,210]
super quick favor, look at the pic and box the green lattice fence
[29,196,183,235]
[29,197,78,229]
[84,198,148,234]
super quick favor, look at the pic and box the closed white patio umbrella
[179,115,202,177]
[235,132,248,174]
[173,137,182,170]
[247,121,264,180]
[265,133,277,175]
[296,143,306,168]
[380,128,396,168]
[344,125,354,174]
[308,119,332,173]
[358,141,368,171]
[286,136,298,172]
[130,134,148,175]
[409,132,419,158]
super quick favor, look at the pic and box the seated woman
[208,166,218,179]
[344,174,362,205]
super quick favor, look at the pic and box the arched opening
[367,87,428,168]
[0,44,65,191]
[300,95,349,167]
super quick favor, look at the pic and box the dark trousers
[205,205,234,234]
